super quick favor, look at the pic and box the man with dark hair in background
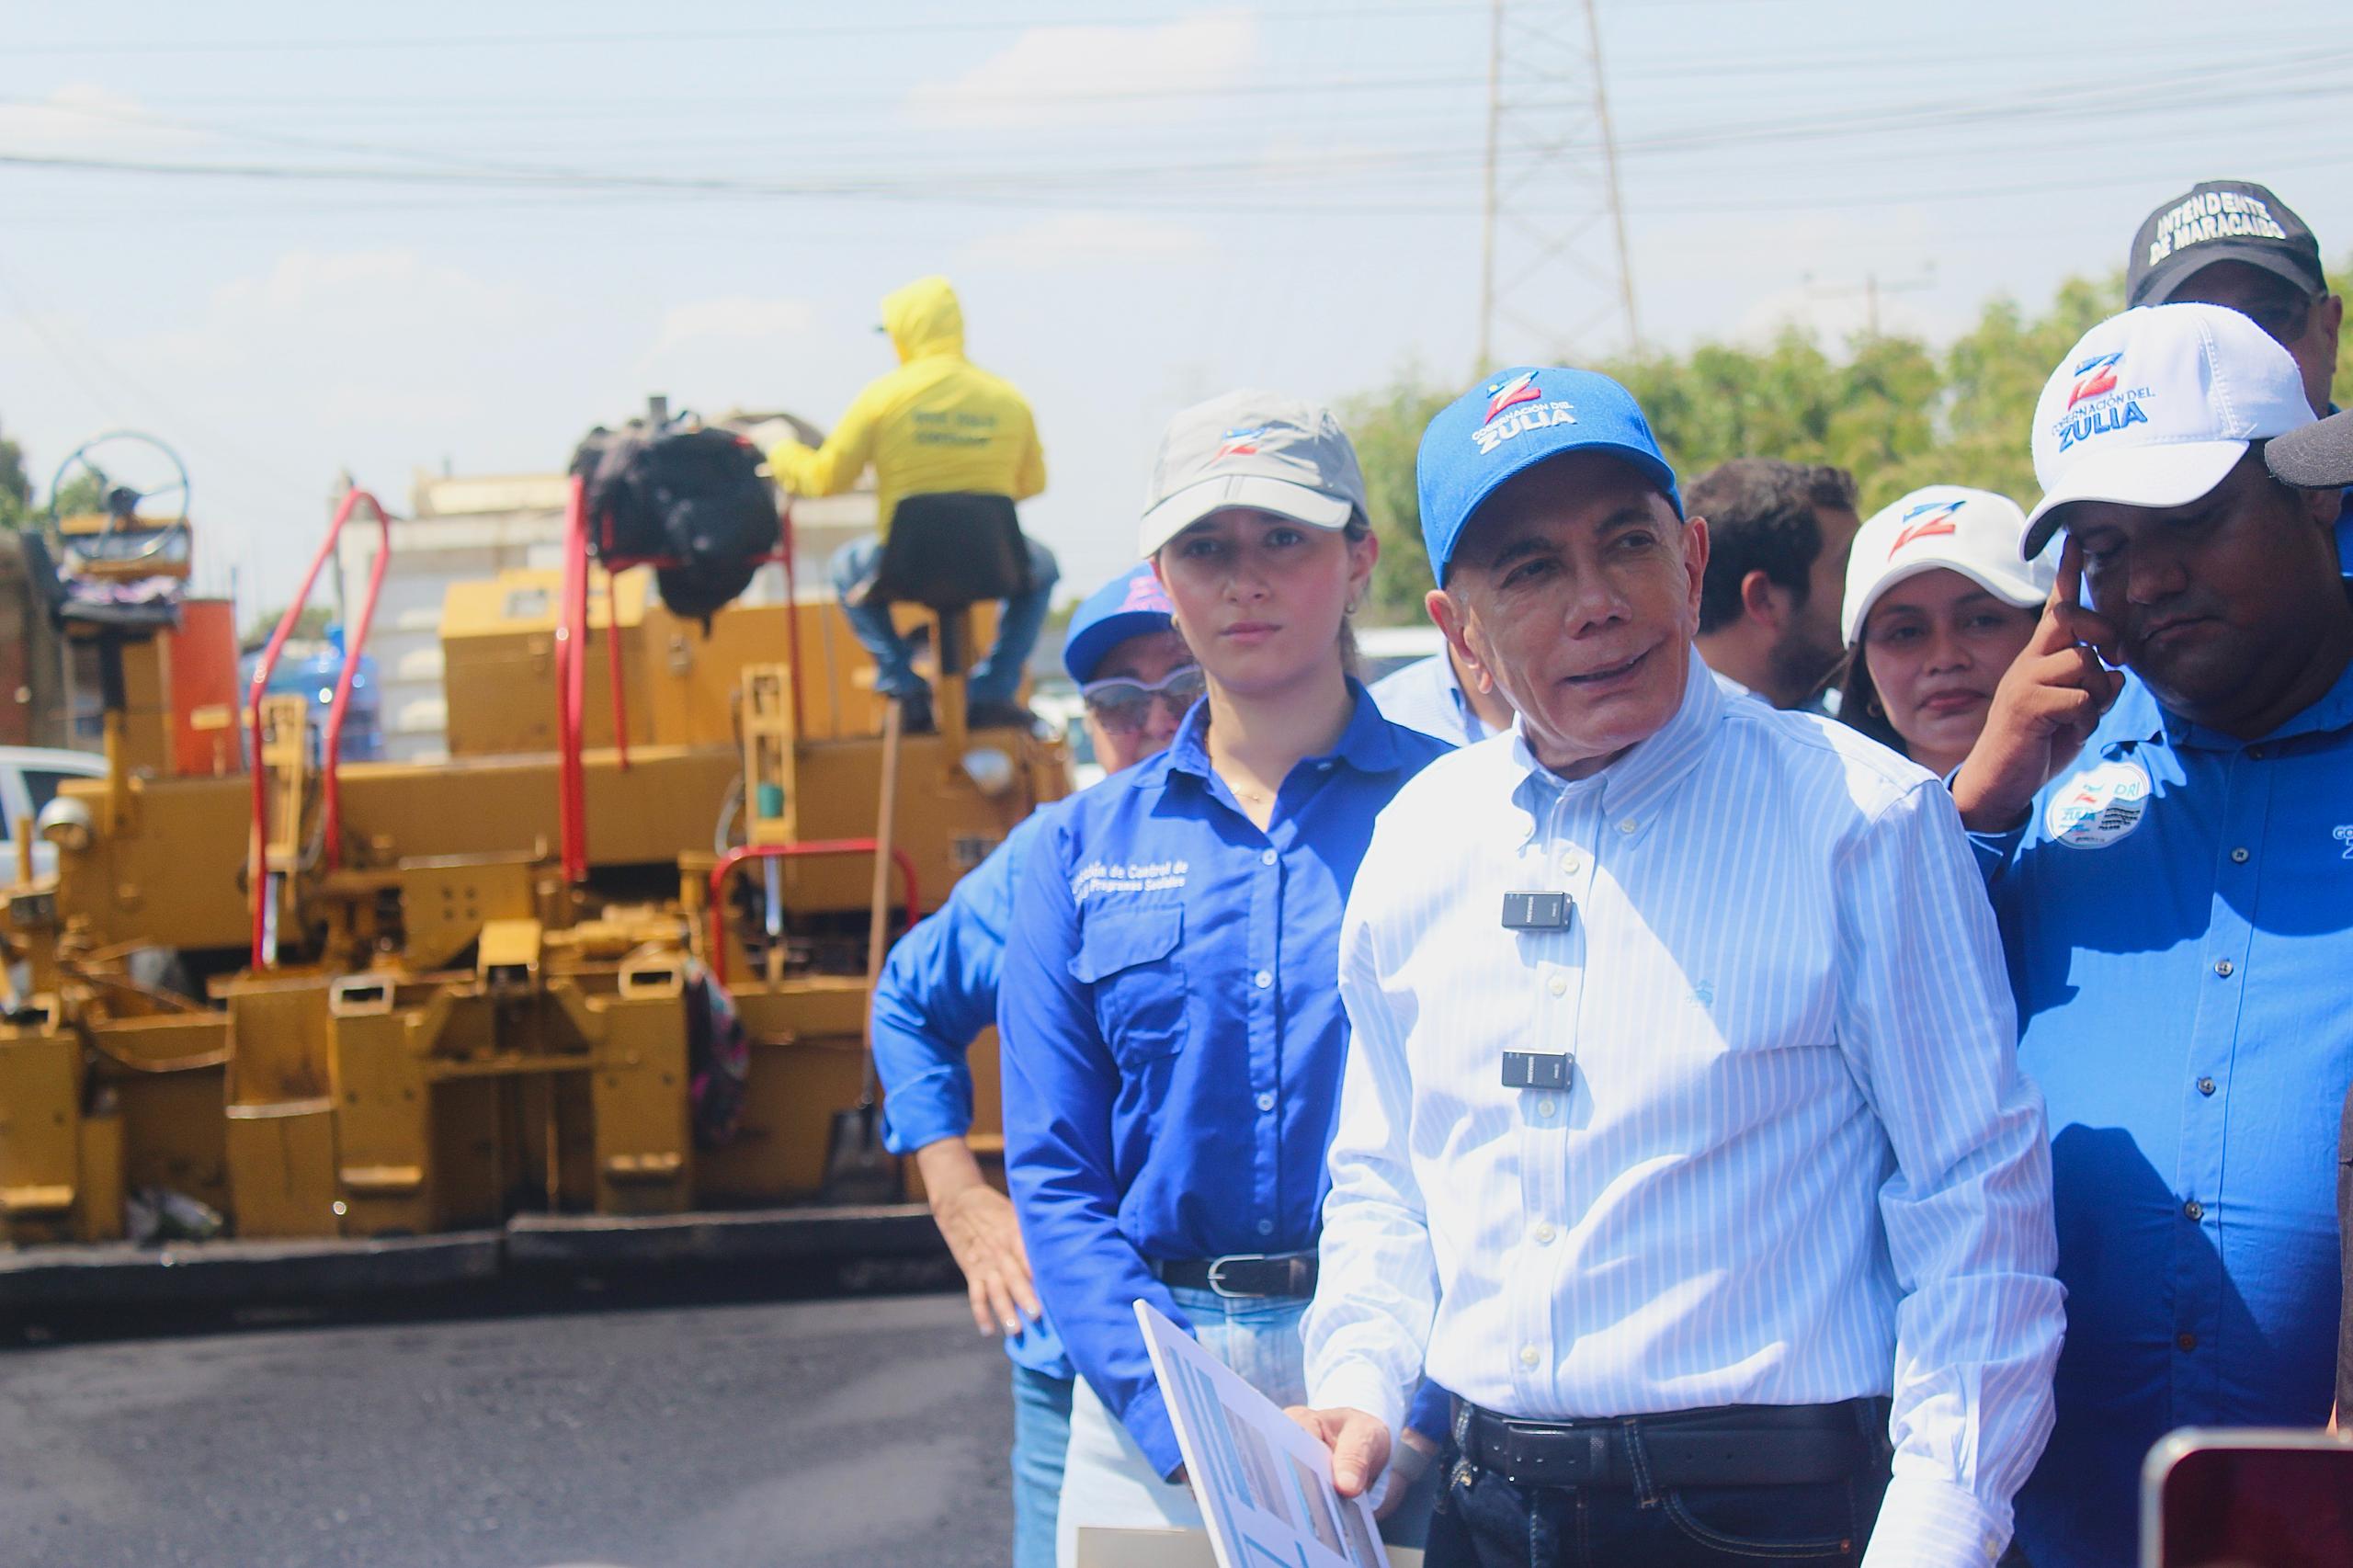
[1687,458,1860,709]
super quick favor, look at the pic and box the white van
[0,746,108,877]
[1354,624,1445,686]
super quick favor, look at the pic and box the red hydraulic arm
[247,486,393,969]
[706,840,920,988]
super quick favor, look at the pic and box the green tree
[1342,267,2193,617]
[1336,372,1452,619]
[1870,272,2124,510]
[244,605,333,646]
[0,422,28,532]
[47,468,108,524]
[1613,329,1942,512]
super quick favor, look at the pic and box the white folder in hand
[1134,1298,1392,1568]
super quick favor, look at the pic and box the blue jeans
[1011,1361,1075,1568]
[827,533,1060,706]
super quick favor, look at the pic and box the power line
[2,2,1488,56]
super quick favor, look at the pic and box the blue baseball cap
[1416,367,1682,584]
[1061,562,1176,682]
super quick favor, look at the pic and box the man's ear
[1737,565,1790,633]
[1426,587,1490,688]
[2313,292,2344,385]
[1681,514,1711,621]
[2299,483,2344,531]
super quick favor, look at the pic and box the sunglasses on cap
[1079,665,1205,733]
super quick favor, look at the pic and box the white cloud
[904,9,1259,131]
[647,295,813,358]
[148,248,519,372]
[961,211,1215,270]
[0,85,201,153]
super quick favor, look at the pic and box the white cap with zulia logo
[2022,302,2313,558]
[1842,485,2053,646]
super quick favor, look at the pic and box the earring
[1865,697,1884,719]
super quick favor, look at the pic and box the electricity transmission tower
[1476,0,1641,372]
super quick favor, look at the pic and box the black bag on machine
[570,417,780,621]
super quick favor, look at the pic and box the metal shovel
[822,694,905,1205]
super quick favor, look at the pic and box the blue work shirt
[870,808,1071,1379]
[999,684,1449,1477]
[1368,652,1489,748]
[1972,654,2353,1568]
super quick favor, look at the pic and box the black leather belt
[1456,1398,1886,1490]
[1151,1252,1318,1299]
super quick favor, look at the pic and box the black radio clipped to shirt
[1501,890,1575,1090]
[1501,1051,1574,1091]
[1500,891,1573,930]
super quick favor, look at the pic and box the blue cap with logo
[1415,367,1682,585]
[1062,562,1176,683]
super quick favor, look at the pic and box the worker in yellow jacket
[769,276,1055,731]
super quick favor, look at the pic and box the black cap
[2264,408,2353,490]
[2126,180,2326,307]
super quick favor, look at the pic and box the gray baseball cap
[1138,390,1368,557]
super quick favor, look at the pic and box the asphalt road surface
[0,1270,1017,1568]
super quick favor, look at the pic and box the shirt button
[1534,1097,1557,1119]
[2229,846,2249,864]
[2214,959,2234,978]
[1254,969,1272,989]
[2198,1076,2217,1096]
[1260,848,1277,867]
[1560,850,1582,874]
[1533,1222,1558,1244]
[1256,1091,1276,1112]
[2247,746,2267,760]
[2177,1332,2199,1352]
[1616,818,1637,835]
[1518,1345,1540,1368]
[1256,1218,1275,1237]
[1547,975,1567,997]
[2183,1199,2204,1221]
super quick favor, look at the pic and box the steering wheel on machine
[45,429,194,573]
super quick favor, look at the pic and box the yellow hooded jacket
[767,276,1046,540]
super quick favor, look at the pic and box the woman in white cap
[997,391,1449,1565]
[1836,485,2055,779]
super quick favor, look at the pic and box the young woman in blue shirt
[996,392,1449,1565]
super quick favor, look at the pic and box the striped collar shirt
[1304,654,2063,1568]
[1369,652,1489,748]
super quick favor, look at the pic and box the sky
[1,0,2347,612]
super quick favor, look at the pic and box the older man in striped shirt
[1290,368,2064,1568]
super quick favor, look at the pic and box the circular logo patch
[2046,758,2152,849]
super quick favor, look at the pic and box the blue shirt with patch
[1970,654,2353,1568]
[999,684,1449,1476]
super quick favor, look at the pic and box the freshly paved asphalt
[0,1267,1017,1568]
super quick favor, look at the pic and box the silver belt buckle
[1203,1252,1270,1299]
